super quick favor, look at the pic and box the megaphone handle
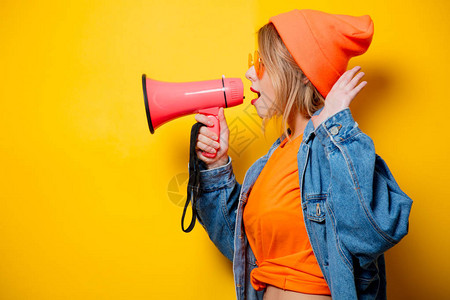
[202,115,220,158]
[198,107,221,158]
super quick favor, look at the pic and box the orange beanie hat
[269,9,374,98]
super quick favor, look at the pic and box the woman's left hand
[311,66,367,128]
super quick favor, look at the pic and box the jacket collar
[303,107,323,143]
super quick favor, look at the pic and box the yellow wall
[0,0,448,299]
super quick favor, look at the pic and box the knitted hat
[269,9,374,98]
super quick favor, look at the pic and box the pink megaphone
[142,74,244,158]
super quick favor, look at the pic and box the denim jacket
[194,108,412,300]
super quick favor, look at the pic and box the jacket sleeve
[193,156,241,262]
[314,108,413,266]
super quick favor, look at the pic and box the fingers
[218,107,225,122]
[198,124,218,141]
[195,123,221,156]
[194,113,214,127]
[197,130,220,150]
[337,66,362,88]
[195,110,229,139]
[347,70,365,90]
[217,107,230,135]
[349,80,367,99]
[196,139,219,154]
[217,107,228,123]
[195,110,230,165]
[346,67,366,98]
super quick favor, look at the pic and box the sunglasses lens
[248,51,264,78]
[254,51,260,76]
[255,51,265,79]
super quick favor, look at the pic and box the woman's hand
[311,66,367,128]
[194,107,230,169]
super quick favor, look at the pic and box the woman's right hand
[194,107,230,169]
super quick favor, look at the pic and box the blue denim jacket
[194,108,412,300]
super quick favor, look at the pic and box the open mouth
[250,87,261,105]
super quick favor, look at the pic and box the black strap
[182,122,206,233]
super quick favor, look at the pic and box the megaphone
[141,74,244,158]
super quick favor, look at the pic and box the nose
[245,66,258,82]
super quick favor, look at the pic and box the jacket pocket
[303,195,329,269]
[304,194,327,223]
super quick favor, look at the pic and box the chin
[255,111,265,119]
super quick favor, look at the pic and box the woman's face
[245,65,276,119]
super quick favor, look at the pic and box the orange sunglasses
[248,51,265,79]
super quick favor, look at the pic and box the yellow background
[0,0,448,299]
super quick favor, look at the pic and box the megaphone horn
[141,74,244,158]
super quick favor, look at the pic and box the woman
[193,9,412,300]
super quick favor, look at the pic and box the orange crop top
[243,133,330,295]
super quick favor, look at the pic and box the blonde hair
[258,23,324,142]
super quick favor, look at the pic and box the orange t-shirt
[243,134,330,295]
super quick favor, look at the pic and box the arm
[311,67,412,266]
[315,108,412,265]
[194,155,241,262]
[192,108,239,261]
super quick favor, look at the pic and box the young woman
[193,9,412,300]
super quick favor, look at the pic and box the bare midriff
[263,285,332,300]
